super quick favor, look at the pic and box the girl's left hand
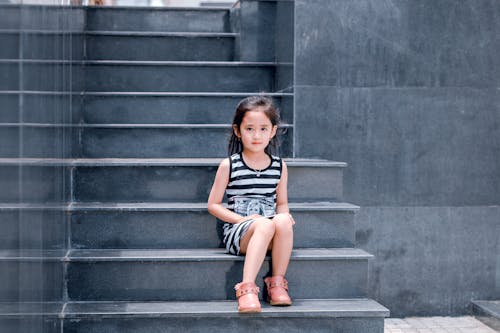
[288,213,295,225]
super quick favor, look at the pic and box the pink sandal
[235,282,261,313]
[264,276,292,306]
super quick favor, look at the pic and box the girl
[207,96,295,313]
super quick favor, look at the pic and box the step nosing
[62,299,388,318]
[63,248,372,262]
[84,31,237,37]
[0,299,389,318]
[82,92,294,97]
[0,60,278,66]
[83,60,277,66]
[0,202,358,212]
[0,123,293,129]
[0,158,347,168]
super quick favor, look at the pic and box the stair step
[1,92,291,124]
[0,163,70,204]
[0,30,84,60]
[77,124,293,158]
[81,93,292,124]
[84,61,275,92]
[65,248,371,301]
[0,299,389,333]
[0,125,72,158]
[0,250,65,302]
[473,300,500,331]
[0,92,82,124]
[86,7,230,33]
[0,5,84,31]
[0,61,84,91]
[85,31,236,61]
[0,158,346,203]
[68,202,358,249]
[0,202,357,250]
[1,60,276,93]
[0,124,293,158]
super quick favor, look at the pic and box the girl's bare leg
[239,218,275,282]
[270,214,294,276]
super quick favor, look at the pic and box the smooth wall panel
[295,86,500,206]
[355,206,500,316]
[295,0,500,88]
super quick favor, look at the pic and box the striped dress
[222,152,282,255]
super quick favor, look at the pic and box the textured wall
[293,0,500,316]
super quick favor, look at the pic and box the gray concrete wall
[293,0,500,316]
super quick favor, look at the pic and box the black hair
[228,96,281,156]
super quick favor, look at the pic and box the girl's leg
[239,217,275,282]
[270,213,294,276]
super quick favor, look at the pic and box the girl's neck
[241,150,270,169]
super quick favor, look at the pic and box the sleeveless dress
[222,152,282,255]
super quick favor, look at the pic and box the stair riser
[73,165,344,203]
[0,261,63,301]
[0,127,74,158]
[0,318,60,333]
[84,65,274,92]
[0,166,70,203]
[86,8,229,33]
[78,127,292,158]
[0,33,84,60]
[0,6,84,31]
[0,94,82,123]
[0,63,84,91]
[82,95,291,124]
[70,210,355,249]
[66,259,368,301]
[63,317,384,333]
[86,35,234,61]
[0,210,66,250]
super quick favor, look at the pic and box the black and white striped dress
[222,152,282,255]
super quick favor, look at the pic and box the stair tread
[85,60,278,66]
[67,248,373,261]
[0,202,359,211]
[0,123,294,128]
[0,158,347,168]
[0,29,237,37]
[473,300,500,318]
[1,59,277,66]
[0,299,389,318]
[85,31,237,37]
[0,248,373,261]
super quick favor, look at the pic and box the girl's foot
[264,276,292,306]
[235,282,261,313]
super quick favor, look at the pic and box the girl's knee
[272,214,294,231]
[253,217,275,237]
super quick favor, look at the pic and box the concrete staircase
[0,4,389,332]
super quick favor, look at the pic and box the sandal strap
[235,283,260,298]
[265,277,289,290]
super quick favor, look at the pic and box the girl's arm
[275,160,290,214]
[207,158,247,224]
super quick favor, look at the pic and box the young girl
[207,96,295,313]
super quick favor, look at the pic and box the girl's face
[234,108,277,154]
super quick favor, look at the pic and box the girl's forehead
[241,109,272,124]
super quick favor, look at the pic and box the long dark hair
[228,96,281,156]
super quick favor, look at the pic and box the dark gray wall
[293,0,500,316]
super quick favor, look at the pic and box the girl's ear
[233,124,240,138]
[270,125,278,138]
